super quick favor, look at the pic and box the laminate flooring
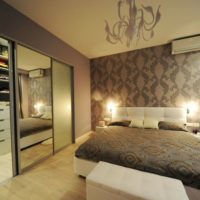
[0,134,89,200]
[0,153,12,183]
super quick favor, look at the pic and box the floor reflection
[21,139,53,169]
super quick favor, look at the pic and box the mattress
[19,118,52,138]
[75,126,200,188]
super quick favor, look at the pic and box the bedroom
[0,0,200,200]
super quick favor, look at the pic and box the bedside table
[95,126,107,133]
[193,132,200,139]
[187,126,200,134]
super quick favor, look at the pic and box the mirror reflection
[17,45,53,169]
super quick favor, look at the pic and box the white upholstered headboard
[112,107,187,123]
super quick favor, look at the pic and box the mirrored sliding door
[16,44,53,170]
[52,59,73,152]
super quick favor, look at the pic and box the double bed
[19,106,53,149]
[74,107,200,189]
[19,118,52,149]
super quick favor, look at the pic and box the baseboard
[75,131,92,143]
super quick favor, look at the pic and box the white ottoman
[86,161,189,200]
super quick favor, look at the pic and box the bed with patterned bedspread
[75,126,200,188]
[19,118,52,138]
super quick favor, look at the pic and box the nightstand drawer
[0,138,11,155]
[0,119,10,130]
[0,107,10,120]
[0,129,11,140]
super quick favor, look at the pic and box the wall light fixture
[34,102,44,114]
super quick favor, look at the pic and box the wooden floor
[0,133,199,200]
[0,135,89,200]
[21,142,53,169]
[0,153,12,183]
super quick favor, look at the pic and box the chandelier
[105,0,161,47]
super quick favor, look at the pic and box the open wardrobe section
[0,37,15,183]
[0,37,74,182]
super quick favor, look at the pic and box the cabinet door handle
[0,129,5,132]
[0,139,5,142]
[0,109,4,111]
[0,119,5,122]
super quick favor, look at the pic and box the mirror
[16,45,53,170]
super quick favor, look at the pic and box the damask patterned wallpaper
[28,68,52,115]
[90,44,200,129]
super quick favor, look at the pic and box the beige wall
[0,1,91,138]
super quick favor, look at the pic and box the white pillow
[144,118,158,129]
[129,119,144,128]
[41,112,52,120]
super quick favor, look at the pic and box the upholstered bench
[86,161,189,200]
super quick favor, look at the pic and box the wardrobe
[0,37,74,183]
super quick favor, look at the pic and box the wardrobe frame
[0,34,75,175]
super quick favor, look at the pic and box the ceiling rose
[105,0,161,47]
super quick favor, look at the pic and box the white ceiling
[17,45,50,71]
[4,0,200,58]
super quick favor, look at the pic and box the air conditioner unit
[172,35,200,54]
[29,69,44,78]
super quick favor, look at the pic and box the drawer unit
[96,126,108,133]
[0,104,12,156]
[0,138,11,156]
[0,119,10,130]
[0,106,10,120]
[0,129,10,140]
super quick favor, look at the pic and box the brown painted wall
[90,44,200,129]
[0,1,91,138]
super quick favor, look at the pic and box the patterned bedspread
[75,126,200,188]
[19,118,52,138]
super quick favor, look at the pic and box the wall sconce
[34,102,44,114]
[107,102,116,114]
[186,101,198,115]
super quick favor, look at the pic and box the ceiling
[4,0,200,58]
[17,45,50,71]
